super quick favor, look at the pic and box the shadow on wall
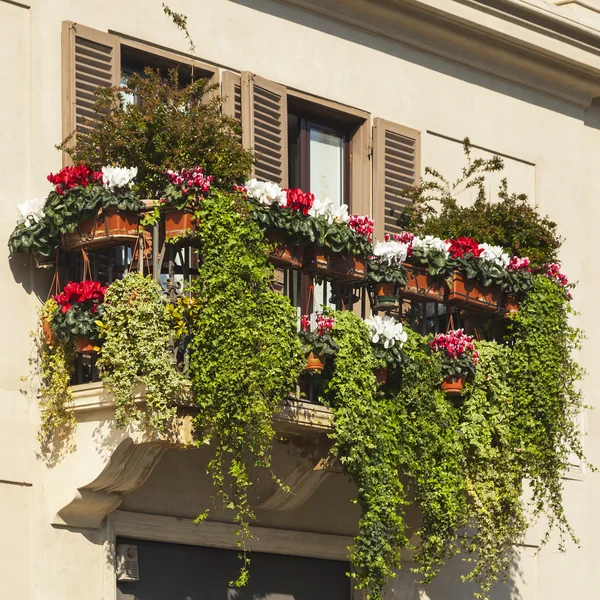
[228,0,598,126]
[8,251,53,301]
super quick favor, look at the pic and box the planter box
[61,208,139,251]
[75,337,96,353]
[446,271,500,313]
[164,208,197,241]
[303,247,366,284]
[371,282,399,310]
[266,231,304,270]
[401,263,445,302]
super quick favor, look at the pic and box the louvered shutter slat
[221,71,243,145]
[242,72,288,188]
[373,118,421,240]
[62,22,120,164]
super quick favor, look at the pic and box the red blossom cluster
[543,263,568,287]
[430,329,479,363]
[316,314,336,336]
[53,281,107,314]
[47,165,102,195]
[285,188,314,215]
[446,237,483,259]
[508,256,531,272]
[165,167,213,196]
[300,314,311,332]
[232,184,247,196]
[349,215,374,242]
[385,231,414,256]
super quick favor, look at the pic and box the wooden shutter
[372,118,421,240]
[62,22,121,163]
[241,72,288,187]
[221,71,242,146]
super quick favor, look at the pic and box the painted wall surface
[1,0,600,598]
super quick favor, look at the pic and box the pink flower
[508,256,531,272]
[300,314,310,332]
[349,215,374,242]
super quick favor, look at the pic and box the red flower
[47,165,102,195]
[300,314,310,332]
[284,188,314,215]
[429,329,476,359]
[447,237,483,259]
[349,215,374,242]
[53,280,107,313]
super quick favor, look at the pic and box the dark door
[117,537,351,600]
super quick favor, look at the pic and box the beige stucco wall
[2,0,600,598]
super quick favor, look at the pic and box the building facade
[2,0,600,598]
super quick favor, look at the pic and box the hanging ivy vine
[188,190,305,585]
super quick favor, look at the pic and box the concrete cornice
[276,0,600,107]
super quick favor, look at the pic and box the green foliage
[395,330,468,582]
[188,190,305,585]
[459,342,527,598]
[59,69,253,198]
[401,139,562,267]
[252,204,317,247]
[37,300,76,445]
[50,305,103,345]
[317,217,373,257]
[507,275,587,548]
[8,216,59,257]
[366,258,408,285]
[97,273,187,429]
[323,311,407,600]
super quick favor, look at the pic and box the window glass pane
[309,127,343,208]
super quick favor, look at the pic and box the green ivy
[188,190,305,586]
[324,311,407,600]
[97,273,188,429]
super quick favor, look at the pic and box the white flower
[102,166,138,191]
[373,240,409,265]
[478,243,510,268]
[365,315,407,349]
[308,196,335,221]
[17,197,45,227]
[332,203,350,224]
[245,179,287,207]
[412,235,450,256]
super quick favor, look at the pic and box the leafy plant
[59,69,253,198]
[8,216,59,258]
[299,313,338,357]
[252,203,317,247]
[188,190,305,586]
[96,273,188,429]
[429,329,479,380]
[324,311,407,600]
[400,139,561,267]
[364,314,407,369]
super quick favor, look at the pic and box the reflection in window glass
[309,127,344,208]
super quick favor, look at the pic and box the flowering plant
[367,240,409,285]
[8,199,60,258]
[365,314,407,368]
[315,209,373,257]
[408,234,453,277]
[501,255,533,295]
[102,166,138,191]
[308,197,349,224]
[47,165,103,195]
[161,166,213,211]
[447,237,482,259]
[285,188,315,215]
[49,280,107,344]
[299,313,338,357]
[349,215,374,242]
[541,263,572,299]
[429,329,479,379]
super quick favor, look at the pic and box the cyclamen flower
[17,197,45,227]
[478,243,510,268]
[308,198,351,224]
[365,315,407,349]
[47,165,102,195]
[300,314,310,332]
[245,179,287,206]
[232,184,247,196]
[53,281,107,314]
[430,329,476,360]
[285,188,315,215]
[544,263,569,288]
[412,235,450,256]
[372,240,409,265]
[447,237,483,259]
[102,166,138,191]
[508,256,531,272]
[316,314,335,336]
[349,214,374,242]
[167,167,213,196]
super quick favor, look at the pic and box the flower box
[305,351,326,372]
[61,208,139,250]
[501,293,519,317]
[303,246,366,284]
[371,282,400,310]
[164,208,197,241]
[75,337,96,353]
[440,375,465,396]
[401,263,445,302]
[446,271,500,313]
[266,231,304,270]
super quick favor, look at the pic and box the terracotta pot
[440,375,465,395]
[266,231,304,270]
[502,293,519,315]
[41,318,56,346]
[75,337,96,353]
[375,367,388,384]
[401,263,445,302]
[303,246,366,283]
[164,208,197,240]
[61,208,139,250]
[446,271,500,313]
[305,351,326,372]
[372,282,399,310]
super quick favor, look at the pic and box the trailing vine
[188,190,304,585]
[97,273,187,429]
[324,311,407,599]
